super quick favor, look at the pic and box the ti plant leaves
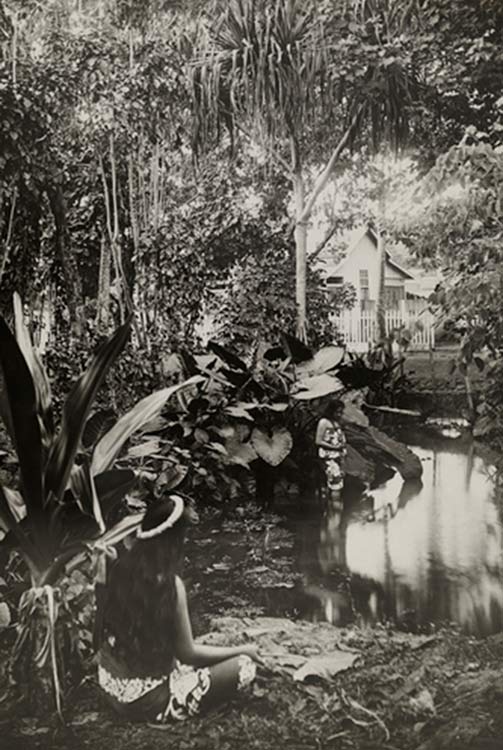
[45,320,131,504]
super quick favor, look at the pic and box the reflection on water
[300,434,503,635]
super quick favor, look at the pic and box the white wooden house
[325,225,435,351]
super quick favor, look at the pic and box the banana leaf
[91,376,202,475]
[0,318,44,515]
[45,320,131,504]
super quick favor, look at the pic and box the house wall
[329,233,407,302]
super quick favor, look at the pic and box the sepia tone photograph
[1,1,503,748]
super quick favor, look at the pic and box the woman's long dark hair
[99,495,188,676]
[323,398,345,421]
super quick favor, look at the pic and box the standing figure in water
[316,399,347,509]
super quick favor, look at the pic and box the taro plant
[0,295,199,717]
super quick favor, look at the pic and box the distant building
[322,225,435,351]
[324,225,415,311]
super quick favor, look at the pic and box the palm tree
[191,0,426,340]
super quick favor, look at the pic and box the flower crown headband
[137,495,184,540]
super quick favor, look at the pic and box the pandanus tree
[191,0,429,340]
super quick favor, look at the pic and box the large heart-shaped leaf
[224,425,258,467]
[292,374,344,401]
[251,427,293,466]
[296,346,345,378]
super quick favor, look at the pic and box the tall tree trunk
[376,229,387,342]
[294,174,308,342]
[97,235,110,331]
[291,138,307,341]
[46,182,83,342]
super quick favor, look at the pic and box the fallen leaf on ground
[293,651,360,682]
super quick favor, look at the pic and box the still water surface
[300,432,503,635]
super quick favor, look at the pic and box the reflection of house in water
[343,442,503,635]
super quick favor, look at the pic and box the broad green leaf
[224,426,258,467]
[0,484,42,575]
[92,376,202,475]
[13,293,53,444]
[343,445,375,483]
[341,401,369,427]
[0,602,10,628]
[157,463,188,490]
[94,469,137,519]
[225,405,254,421]
[296,346,345,378]
[292,373,344,400]
[90,512,144,550]
[208,340,248,371]
[127,438,162,459]
[45,320,131,503]
[0,317,43,514]
[251,427,293,466]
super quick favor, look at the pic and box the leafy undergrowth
[3,616,503,750]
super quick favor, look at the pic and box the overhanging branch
[288,104,365,234]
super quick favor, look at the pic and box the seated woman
[96,493,258,725]
[315,399,347,508]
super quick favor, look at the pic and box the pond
[298,429,503,636]
[188,430,503,638]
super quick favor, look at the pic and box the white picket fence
[333,299,435,352]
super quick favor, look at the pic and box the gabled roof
[331,224,415,280]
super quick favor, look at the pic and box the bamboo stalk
[99,150,124,323]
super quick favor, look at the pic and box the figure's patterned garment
[98,664,166,704]
[98,646,256,724]
[319,422,347,492]
[156,662,211,722]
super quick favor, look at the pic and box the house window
[326,275,344,285]
[384,286,404,310]
[359,269,369,300]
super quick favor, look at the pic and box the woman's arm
[173,577,258,667]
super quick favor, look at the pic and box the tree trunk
[46,182,83,343]
[376,230,387,342]
[291,136,308,341]
[97,235,111,331]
